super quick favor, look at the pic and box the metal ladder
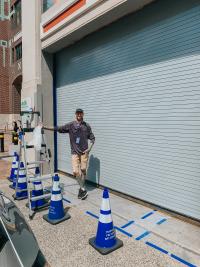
[13,111,54,219]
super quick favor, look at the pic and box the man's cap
[75,108,84,114]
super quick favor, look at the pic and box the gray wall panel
[56,0,200,219]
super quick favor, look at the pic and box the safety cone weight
[89,188,123,255]
[43,174,71,225]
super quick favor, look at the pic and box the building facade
[21,0,200,221]
[0,0,22,127]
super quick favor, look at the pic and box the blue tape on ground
[135,231,151,241]
[146,242,168,254]
[114,226,133,238]
[171,254,197,267]
[121,220,135,229]
[86,211,99,219]
[63,197,71,203]
[156,218,167,225]
[141,211,155,219]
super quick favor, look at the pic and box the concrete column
[39,52,54,172]
[21,0,42,163]
[21,0,41,107]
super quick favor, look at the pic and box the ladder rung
[20,111,40,116]
[15,188,28,193]
[27,160,48,165]
[31,193,51,201]
[26,144,46,149]
[28,167,37,170]
[29,174,52,182]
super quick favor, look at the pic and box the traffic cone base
[7,176,14,182]
[13,193,28,201]
[43,212,71,225]
[89,236,123,255]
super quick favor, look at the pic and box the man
[43,108,95,200]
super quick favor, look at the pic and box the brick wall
[0,16,9,113]
[0,0,22,115]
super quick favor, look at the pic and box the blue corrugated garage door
[55,0,200,220]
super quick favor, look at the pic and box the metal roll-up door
[55,0,200,220]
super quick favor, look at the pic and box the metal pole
[0,132,4,152]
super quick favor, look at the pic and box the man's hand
[83,149,90,155]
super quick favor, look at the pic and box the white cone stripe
[34,184,43,190]
[18,178,26,183]
[19,170,25,176]
[99,213,113,224]
[101,198,111,211]
[51,194,62,201]
[53,181,60,191]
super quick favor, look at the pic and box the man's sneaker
[78,188,82,199]
[81,190,88,200]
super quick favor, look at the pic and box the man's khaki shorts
[72,153,89,176]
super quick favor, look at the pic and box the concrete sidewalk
[0,170,199,267]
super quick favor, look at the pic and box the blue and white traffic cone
[14,162,28,200]
[9,155,19,189]
[89,188,123,255]
[30,167,49,210]
[9,169,18,189]
[43,174,71,225]
[8,152,18,182]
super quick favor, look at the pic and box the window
[0,0,5,20]
[15,43,22,61]
[11,0,21,29]
[11,47,14,63]
[42,0,56,13]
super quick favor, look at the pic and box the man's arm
[43,126,55,131]
[43,123,70,133]
[83,124,95,154]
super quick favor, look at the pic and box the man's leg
[71,154,82,198]
[79,153,89,199]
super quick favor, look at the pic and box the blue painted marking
[63,197,71,203]
[135,231,151,240]
[141,211,155,219]
[86,211,99,219]
[171,254,197,267]
[114,226,133,238]
[121,220,134,229]
[146,242,168,254]
[156,218,167,225]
